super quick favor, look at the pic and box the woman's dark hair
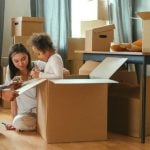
[28,33,56,53]
[8,43,32,79]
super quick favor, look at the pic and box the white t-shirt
[34,53,64,79]
[5,66,37,114]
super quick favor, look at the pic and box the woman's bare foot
[1,122,16,130]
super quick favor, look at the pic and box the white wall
[2,0,31,58]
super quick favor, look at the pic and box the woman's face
[11,53,29,71]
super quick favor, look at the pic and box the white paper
[16,78,47,95]
[89,57,128,79]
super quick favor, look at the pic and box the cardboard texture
[79,60,100,75]
[137,11,150,52]
[16,78,47,95]
[16,57,128,143]
[1,67,10,108]
[67,38,85,60]
[67,38,85,74]
[98,0,109,20]
[71,60,83,74]
[13,36,37,60]
[11,17,44,36]
[80,20,107,37]
[81,0,109,20]
[108,71,150,137]
[89,57,127,79]
[37,79,115,143]
[85,24,115,51]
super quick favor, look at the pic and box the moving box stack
[108,11,150,137]
[108,70,150,137]
[11,16,44,60]
[67,0,111,74]
[76,11,150,138]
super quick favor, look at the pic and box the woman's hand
[7,81,22,90]
[2,89,18,101]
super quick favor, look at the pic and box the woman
[5,43,37,131]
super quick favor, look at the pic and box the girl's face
[32,46,51,62]
[11,53,29,71]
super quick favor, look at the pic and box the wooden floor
[0,107,150,150]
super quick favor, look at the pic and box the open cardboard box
[17,57,127,143]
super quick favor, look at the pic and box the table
[82,51,150,143]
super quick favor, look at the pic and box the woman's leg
[11,100,17,119]
[2,100,17,130]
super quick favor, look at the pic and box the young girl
[28,33,64,79]
[5,43,37,131]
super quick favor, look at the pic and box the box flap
[92,24,115,33]
[15,16,44,22]
[79,60,100,75]
[50,79,118,84]
[89,57,128,79]
[16,78,47,94]
[136,12,150,20]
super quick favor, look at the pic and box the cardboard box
[67,38,85,60]
[1,66,11,108]
[16,57,128,143]
[85,24,115,51]
[137,12,150,52]
[13,36,37,60]
[80,0,109,20]
[98,0,109,20]
[80,20,108,37]
[67,38,85,74]
[37,79,111,143]
[36,57,127,143]
[108,71,150,137]
[79,60,100,75]
[11,17,44,36]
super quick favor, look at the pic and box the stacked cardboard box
[108,71,150,137]
[11,16,44,60]
[79,60,150,138]
[13,36,37,60]
[81,0,115,52]
[11,17,44,36]
[85,24,115,51]
[67,38,85,74]
[80,20,108,38]
[107,12,150,137]
[79,0,109,21]
[67,0,110,74]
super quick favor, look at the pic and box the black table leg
[141,57,146,143]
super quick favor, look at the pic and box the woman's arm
[0,88,18,101]
[5,66,11,84]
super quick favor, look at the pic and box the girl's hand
[30,70,40,78]
[12,76,23,83]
